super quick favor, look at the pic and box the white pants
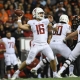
[4,53,18,66]
[50,42,71,59]
[69,42,80,61]
[26,43,54,65]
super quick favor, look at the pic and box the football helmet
[32,7,44,20]
[59,14,69,24]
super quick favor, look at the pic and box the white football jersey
[50,23,71,43]
[77,25,80,42]
[27,19,49,44]
[2,37,15,54]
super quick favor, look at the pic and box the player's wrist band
[17,20,21,22]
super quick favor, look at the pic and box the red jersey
[0,42,5,59]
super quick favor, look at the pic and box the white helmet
[59,14,69,24]
[32,7,44,20]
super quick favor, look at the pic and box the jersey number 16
[36,24,45,34]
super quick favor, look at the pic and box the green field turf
[12,77,80,80]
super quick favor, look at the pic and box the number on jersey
[36,24,45,34]
[8,42,14,48]
[53,26,63,35]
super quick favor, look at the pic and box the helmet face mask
[32,7,44,20]
[59,14,69,24]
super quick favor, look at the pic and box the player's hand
[18,15,23,20]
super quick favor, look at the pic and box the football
[15,9,24,16]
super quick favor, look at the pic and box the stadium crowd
[0,0,80,80]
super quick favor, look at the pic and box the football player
[11,7,60,80]
[2,31,18,79]
[58,25,80,76]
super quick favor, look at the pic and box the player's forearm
[17,21,30,30]
[65,35,74,40]
[65,31,78,40]
[17,22,24,29]
[17,16,29,30]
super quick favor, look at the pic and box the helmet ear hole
[59,14,69,24]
